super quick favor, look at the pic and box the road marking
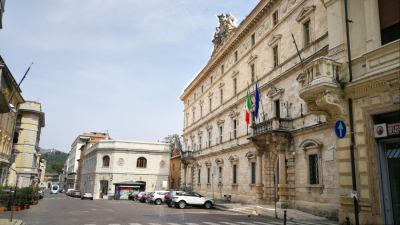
[219,222,237,225]
[237,222,254,225]
[84,224,96,225]
[108,224,120,225]
[129,223,142,225]
[252,221,281,225]
[186,223,200,225]
[167,223,182,225]
[203,222,220,225]
[149,223,162,225]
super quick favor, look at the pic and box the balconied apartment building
[180,0,399,224]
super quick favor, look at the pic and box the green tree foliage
[40,150,68,173]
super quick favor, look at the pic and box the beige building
[9,101,45,187]
[81,140,170,200]
[0,56,24,186]
[180,0,399,224]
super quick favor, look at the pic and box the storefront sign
[374,123,387,138]
[388,123,400,136]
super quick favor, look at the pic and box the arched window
[137,157,147,168]
[102,155,110,167]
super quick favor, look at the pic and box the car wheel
[90,198,93,200]
[155,199,162,205]
[204,201,212,209]
[178,200,186,209]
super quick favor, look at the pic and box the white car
[150,191,169,205]
[171,192,214,209]
[81,192,93,200]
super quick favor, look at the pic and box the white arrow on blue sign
[335,120,347,139]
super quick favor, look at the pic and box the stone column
[277,145,288,208]
[183,164,187,187]
[256,151,264,202]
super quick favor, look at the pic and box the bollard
[346,217,350,225]
[283,210,287,225]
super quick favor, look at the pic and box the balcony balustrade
[252,117,293,137]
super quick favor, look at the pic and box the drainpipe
[344,0,359,224]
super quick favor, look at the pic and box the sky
[0,0,259,152]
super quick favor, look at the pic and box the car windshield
[52,186,58,190]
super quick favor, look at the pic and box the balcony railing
[181,151,194,159]
[252,118,293,136]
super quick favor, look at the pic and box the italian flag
[245,91,252,124]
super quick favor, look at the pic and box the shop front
[114,181,146,200]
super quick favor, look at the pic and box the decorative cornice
[268,34,282,46]
[247,54,258,65]
[217,119,225,126]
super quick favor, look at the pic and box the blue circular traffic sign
[335,120,347,139]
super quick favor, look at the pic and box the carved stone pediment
[229,109,239,118]
[228,155,239,163]
[197,130,203,135]
[296,6,316,22]
[215,158,224,165]
[296,73,306,84]
[205,161,212,167]
[299,139,323,151]
[219,82,225,88]
[199,99,204,105]
[206,124,213,131]
[217,119,225,126]
[245,151,256,159]
[267,84,284,98]
[231,70,239,78]
[268,34,282,46]
[247,54,258,64]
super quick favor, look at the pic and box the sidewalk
[214,203,338,224]
[0,219,25,225]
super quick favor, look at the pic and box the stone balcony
[298,57,345,122]
[252,117,293,137]
[249,117,293,150]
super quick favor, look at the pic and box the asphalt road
[0,193,328,225]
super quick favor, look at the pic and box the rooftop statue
[212,13,236,53]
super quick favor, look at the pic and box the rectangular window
[209,98,212,112]
[221,64,224,75]
[303,20,311,46]
[207,167,211,184]
[219,166,222,179]
[220,89,223,104]
[273,45,279,68]
[201,85,204,93]
[219,126,223,144]
[233,78,237,95]
[210,76,213,84]
[251,162,256,184]
[194,93,196,100]
[273,11,279,26]
[309,154,319,184]
[200,105,203,118]
[192,111,195,123]
[208,131,212,147]
[234,51,238,62]
[199,136,202,150]
[251,64,255,83]
[233,119,237,139]
[275,99,280,118]
[251,33,256,46]
[378,0,400,45]
[233,164,237,184]
[198,169,201,184]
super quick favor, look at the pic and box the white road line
[167,223,182,225]
[186,223,200,225]
[108,224,120,225]
[237,222,254,225]
[251,222,280,225]
[203,222,220,225]
[129,223,142,225]
[219,222,238,225]
[84,224,96,225]
[149,223,162,225]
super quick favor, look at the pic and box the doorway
[378,139,400,225]
[100,180,108,199]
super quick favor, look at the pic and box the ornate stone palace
[180,0,399,224]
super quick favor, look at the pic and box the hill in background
[40,148,68,174]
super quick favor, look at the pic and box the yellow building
[9,101,45,187]
[0,55,24,186]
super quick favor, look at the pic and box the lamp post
[8,166,19,222]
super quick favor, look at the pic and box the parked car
[145,192,154,203]
[136,192,146,202]
[58,188,64,193]
[81,192,93,200]
[72,191,81,198]
[128,191,139,200]
[150,191,169,205]
[172,192,214,209]
[165,191,184,207]
[66,189,76,196]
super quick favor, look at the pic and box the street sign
[335,120,347,139]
